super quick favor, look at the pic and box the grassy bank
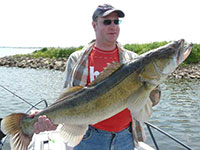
[15,41,200,65]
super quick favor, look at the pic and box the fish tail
[1,113,32,150]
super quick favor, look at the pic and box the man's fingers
[29,110,41,118]
[34,115,58,134]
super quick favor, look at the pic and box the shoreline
[0,56,200,79]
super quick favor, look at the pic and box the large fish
[1,39,192,150]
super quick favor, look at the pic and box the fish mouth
[183,43,193,61]
[176,40,193,65]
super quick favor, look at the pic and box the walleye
[1,39,192,150]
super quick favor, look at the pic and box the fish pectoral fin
[89,62,123,86]
[127,85,152,113]
[59,124,88,147]
[131,99,153,122]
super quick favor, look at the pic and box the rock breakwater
[0,56,67,71]
[0,56,200,79]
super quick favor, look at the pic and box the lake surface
[0,67,199,150]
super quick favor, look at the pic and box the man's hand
[149,86,161,106]
[29,110,58,134]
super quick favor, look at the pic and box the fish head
[154,39,192,74]
[139,39,193,85]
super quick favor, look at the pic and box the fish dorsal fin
[55,86,84,103]
[88,62,123,87]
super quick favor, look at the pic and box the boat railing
[25,99,48,113]
[145,122,192,150]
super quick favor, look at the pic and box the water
[146,79,200,149]
[0,67,199,150]
[0,47,41,57]
[0,67,64,115]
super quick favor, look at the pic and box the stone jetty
[0,56,67,71]
[0,56,200,79]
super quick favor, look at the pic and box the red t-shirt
[87,46,132,132]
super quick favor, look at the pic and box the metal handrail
[25,99,48,113]
[145,122,192,150]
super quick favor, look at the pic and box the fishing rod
[0,84,39,141]
[0,84,39,110]
[0,84,48,145]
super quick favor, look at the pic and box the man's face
[93,12,120,45]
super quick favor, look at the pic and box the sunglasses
[103,19,122,25]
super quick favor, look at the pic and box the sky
[0,0,199,47]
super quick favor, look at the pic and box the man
[31,4,160,150]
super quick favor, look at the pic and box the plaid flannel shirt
[63,40,161,147]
